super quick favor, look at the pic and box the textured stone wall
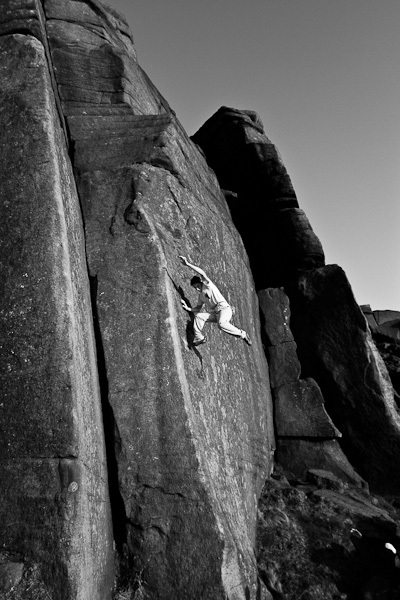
[192,107,325,289]
[2,1,399,598]
[0,2,274,599]
[287,266,400,494]
[193,107,400,496]
[0,28,113,600]
[45,2,275,598]
[258,288,366,487]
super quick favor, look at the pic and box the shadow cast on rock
[167,272,205,376]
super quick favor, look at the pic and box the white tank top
[199,279,230,312]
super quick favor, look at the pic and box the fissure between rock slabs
[89,274,128,554]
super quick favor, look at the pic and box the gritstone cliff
[0,2,399,600]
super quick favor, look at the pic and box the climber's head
[190,276,202,291]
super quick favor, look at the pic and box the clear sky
[108,0,400,311]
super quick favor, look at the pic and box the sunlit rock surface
[0,31,113,600]
[1,1,399,599]
[0,1,274,599]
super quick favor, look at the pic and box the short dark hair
[190,276,202,287]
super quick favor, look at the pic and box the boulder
[376,318,400,341]
[374,310,400,326]
[273,378,341,438]
[311,489,394,523]
[306,468,347,490]
[277,439,366,488]
[286,265,400,493]
[192,106,297,203]
[0,32,113,599]
[361,306,400,342]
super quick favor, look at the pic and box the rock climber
[179,255,252,347]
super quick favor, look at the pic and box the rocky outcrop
[0,2,274,599]
[74,156,274,599]
[273,378,340,438]
[192,107,325,289]
[362,305,400,401]
[286,266,400,494]
[258,288,365,487]
[362,306,400,343]
[0,31,113,600]
[193,107,400,496]
[1,1,399,599]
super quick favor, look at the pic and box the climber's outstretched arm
[178,255,210,283]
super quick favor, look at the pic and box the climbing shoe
[242,332,252,346]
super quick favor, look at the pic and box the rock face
[192,107,325,289]
[362,306,400,343]
[0,2,274,599]
[257,287,365,487]
[286,266,400,493]
[1,1,400,599]
[75,157,273,599]
[0,27,113,598]
[193,107,400,496]
[361,305,400,401]
[0,30,113,600]
[273,378,340,438]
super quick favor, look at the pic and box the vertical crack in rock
[38,0,134,575]
[41,0,125,554]
[37,0,70,150]
[89,274,128,552]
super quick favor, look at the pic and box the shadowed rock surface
[286,266,400,494]
[193,108,400,496]
[362,305,400,401]
[273,378,341,438]
[258,286,366,488]
[192,107,325,289]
